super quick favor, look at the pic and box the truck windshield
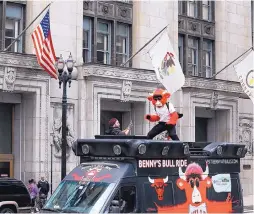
[43,180,116,213]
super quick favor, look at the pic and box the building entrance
[0,103,14,178]
[195,107,230,142]
[0,154,13,178]
[100,111,123,135]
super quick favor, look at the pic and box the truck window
[44,180,116,213]
[111,186,136,213]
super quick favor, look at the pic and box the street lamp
[56,53,75,181]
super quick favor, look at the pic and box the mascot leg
[147,123,166,139]
[167,125,180,140]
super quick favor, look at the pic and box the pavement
[244,195,253,213]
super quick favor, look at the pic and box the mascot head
[147,88,171,108]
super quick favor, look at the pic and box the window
[178,35,214,78]
[178,1,183,15]
[116,0,130,2]
[203,40,213,78]
[97,21,111,64]
[0,104,13,154]
[108,186,136,213]
[187,0,198,18]
[179,0,214,21]
[178,35,184,69]
[188,37,199,76]
[202,0,211,21]
[83,17,92,63]
[44,180,116,213]
[116,23,129,66]
[178,1,215,78]
[195,117,208,142]
[5,3,23,52]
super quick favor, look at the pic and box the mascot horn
[145,88,183,140]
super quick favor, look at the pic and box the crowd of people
[27,175,50,212]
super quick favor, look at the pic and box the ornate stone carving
[203,24,214,36]
[0,53,41,69]
[178,20,184,29]
[205,26,211,34]
[102,5,109,14]
[51,105,75,158]
[239,117,253,155]
[188,21,200,33]
[3,67,16,92]
[83,66,245,95]
[191,23,197,31]
[120,8,127,17]
[98,2,114,17]
[84,1,89,10]
[83,67,157,82]
[184,77,244,94]
[83,1,95,15]
[116,6,132,21]
[121,80,132,102]
[210,91,219,109]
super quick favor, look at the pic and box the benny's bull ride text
[139,159,188,168]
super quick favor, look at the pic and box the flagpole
[211,47,252,78]
[120,24,169,67]
[251,0,254,49]
[4,2,53,52]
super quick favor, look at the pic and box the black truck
[0,178,31,213]
[42,135,247,213]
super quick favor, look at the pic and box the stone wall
[215,1,252,81]
[132,0,178,70]
[238,98,254,197]
[25,0,83,64]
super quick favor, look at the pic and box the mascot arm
[166,103,179,125]
[167,111,179,125]
[145,114,160,122]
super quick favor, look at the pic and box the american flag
[32,9,57,79]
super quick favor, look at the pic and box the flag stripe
[31,34,41,65]
[42,50,56,73]
[41,53,57,77]
[31,9,57,79]
[44,40,55,64]
[34,28,43,55]
[48,34,56,61]
[32,31,42,58]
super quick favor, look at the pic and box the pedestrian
[28,179,39,209]
[37,175,49,198]
[105,118,131,135]
[37,175,49,209]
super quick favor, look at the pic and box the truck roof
[69,135,247,180]
[72,135,247,159]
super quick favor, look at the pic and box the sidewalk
[244,195,253,207]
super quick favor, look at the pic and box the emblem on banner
[246,70,254,88]
[158,52,175,79]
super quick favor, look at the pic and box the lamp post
[56,53,75,181]
[50,143,53,195]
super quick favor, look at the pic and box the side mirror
[109,200,120,213]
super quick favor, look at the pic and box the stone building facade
[0,0,253,196]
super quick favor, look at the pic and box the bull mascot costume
[145,88,183,140]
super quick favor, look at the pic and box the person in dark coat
[105,118,130,135]
[37,175,49,197]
